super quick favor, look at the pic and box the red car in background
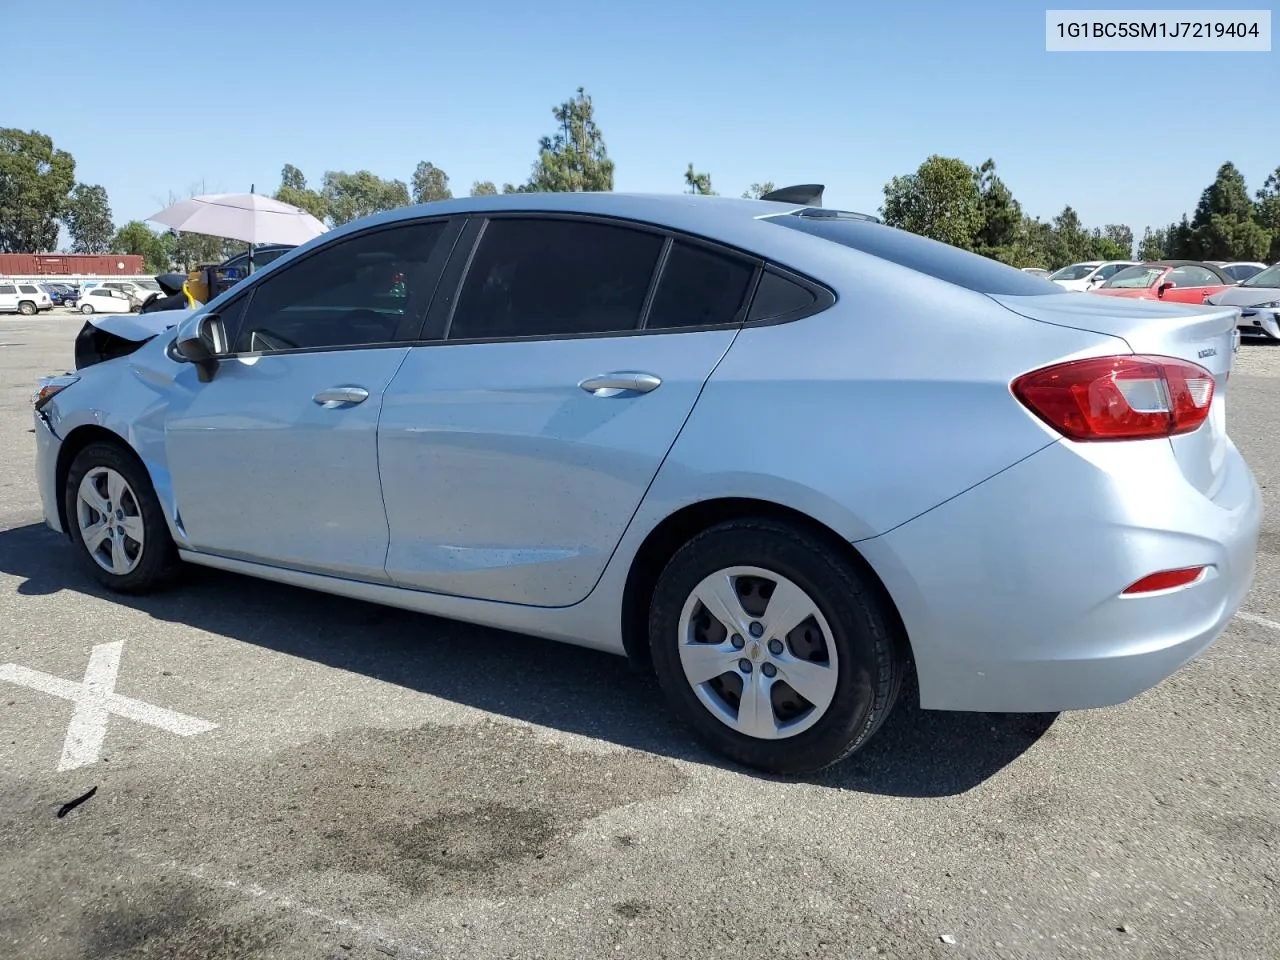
[1089,260,1236,304]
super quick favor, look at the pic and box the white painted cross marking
[0,641,217,771]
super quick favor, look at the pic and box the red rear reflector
[1011,354,1215,441]
[1122,566,1206,595]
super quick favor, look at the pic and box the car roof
[350,191,810,233]
[264,192,883,288]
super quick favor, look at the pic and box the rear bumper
[34,409,65,534]
[858,436,1261,713]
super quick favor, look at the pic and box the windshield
[1100,265,1166,289]
[135,279,162,291]
[1242,263,1280,288]
[1048,263,1098,281]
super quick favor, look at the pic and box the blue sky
[5,0,1276,240]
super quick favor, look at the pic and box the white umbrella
[147,192,327,246]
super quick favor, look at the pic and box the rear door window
[448,217,664,340]
[644,241,755,330]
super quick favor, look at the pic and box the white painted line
[0,641,217,772]
[60,640,122,772]
[126,851,429,958]
[1236,610,1280,633]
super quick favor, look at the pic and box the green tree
[274,163,328,221]
[1089,229,1129,262]
[411,161,452,203]
[63,183,114,254]
[112,221,171,272]
[684,164,716,196]
[1137,226,1167,260]
[1186,162,1272,260]
[1256,166,1280,263]
[470,181,498,196]
[881,155,982,250]
[1103,224,1134,258]
[1013,216,1055,268]
[522,87,615,192]
[742,182,776,199]
[0,128,76,252]
[321,170,411,226]
[1166,214,1194,258]
[162,230,238,270]
[1046,205,1094,267]
[972,159,1022,263]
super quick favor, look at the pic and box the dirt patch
[82,719,686,910]
[81,881,283,960]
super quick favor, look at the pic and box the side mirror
[1157,281,1176,297]
[173,312,229,383]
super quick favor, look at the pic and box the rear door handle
[578,372,662,397]
[312,386,370,407]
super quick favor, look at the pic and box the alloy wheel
[75,467,145,576]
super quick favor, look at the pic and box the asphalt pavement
[1,314,1277,960]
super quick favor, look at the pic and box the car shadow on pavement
[0,522,1056,798]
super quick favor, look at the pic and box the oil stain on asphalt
[1,718,687,958]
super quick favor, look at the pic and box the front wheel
[80,303,94,314]
[64,441,179,593]
[649,518,905,775]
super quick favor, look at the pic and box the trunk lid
[990,292,1240,499]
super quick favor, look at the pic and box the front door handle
[578,372,662,397]
[312,386,370,407]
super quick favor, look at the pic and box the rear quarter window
[766,214,1063,296]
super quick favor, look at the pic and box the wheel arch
[620,497,914,678]
[54,425,141,536]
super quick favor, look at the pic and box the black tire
[64,441,180,594]
[648,518,905,775]
[18,301,36,316]
[80,303,94,315]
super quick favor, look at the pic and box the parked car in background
[80,278,163,306]
[1210,261,1268,283]
[1205,262,1280,340]
[1020,267,1051,278]
[1090,260,1236,304]
[1047,260,1138,291]
[41,283,80,306]
[0,281,53,315]
[29,190,1260,775]
[77,287,136,314]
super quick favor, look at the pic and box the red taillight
[1011,354,1215,441]
[1122,566,1207,595]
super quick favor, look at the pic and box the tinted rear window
[748,270,818,322]
[645,241,754,329]
[766,214,1062,296]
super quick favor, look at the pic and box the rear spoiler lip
[760,184,825,205]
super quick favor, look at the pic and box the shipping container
[0,253,146,276]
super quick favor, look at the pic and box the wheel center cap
[748,642,763,662]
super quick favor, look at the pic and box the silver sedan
[30,189,1261,774]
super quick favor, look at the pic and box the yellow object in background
[185,269,210,305]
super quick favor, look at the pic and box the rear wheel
[648,518,905,775]
[64,441,179,593]
[18,301,36,316]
